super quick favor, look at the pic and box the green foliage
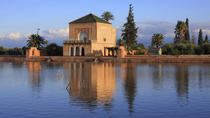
[118,39,125,46]
[204,35,209,44]
[122,4,138,50]
[185,18,190,42]
[162,43,198,55]
[194,46,204,55]
[137,43,145,50]
[27,34,48,49]
[174,21,187,43]
[151,33,163,48]
[198,29,203,46]
[0,46,24,55]
[128,43,145,51]
[202,44,210,54]
[0,46,5,55]
[46,43,63,56]
[101,11,114,22]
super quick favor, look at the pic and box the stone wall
[1,55,210,64]
[69,23,97,40]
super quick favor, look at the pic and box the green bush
[194,46,204,55]
[0,46,5,55]
[162,43,198,55]
[171,49,180,55]
[202,44,210,54]
[46,43,63,56]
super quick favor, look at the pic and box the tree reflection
[64,63,116,111]
[175,65,189,99]
[120,63,137,115]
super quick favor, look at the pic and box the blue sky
[0,0,210,47]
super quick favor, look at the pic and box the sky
[0,0,210,47]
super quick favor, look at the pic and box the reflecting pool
[0,62,210,118]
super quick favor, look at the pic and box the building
[63,13,116,56]
[26,47,47,58]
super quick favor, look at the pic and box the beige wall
[26,47,40,57]
[91,23,116,55]
[69,23,97,41]
[64,22,116,56]
[63,44,91,56]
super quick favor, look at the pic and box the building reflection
[151,64,163,89]
[28,62,42,90]
[119,63,137,114]
[175,65,189,99]
[63,63,116,110]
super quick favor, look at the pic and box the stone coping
[0,55,210,63]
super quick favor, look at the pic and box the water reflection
[28,62,42,90]
[175,65,189,99]
[1,62,210,117]
[119,64,137,114]
[64,63,116,110]
[151,64,163,89]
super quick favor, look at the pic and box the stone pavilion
[63,13,117,56]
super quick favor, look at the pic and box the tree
[27,34,48,49]
[192,33,196,44]
[204,35,209,44]
[151,33,164,48]
[174,21,187,43]
[46,43,63,56]
[198,29,203,46]
[185,18,190,42]
[101,11,114,22]
[118,39,125,46]
[122,4,138,50]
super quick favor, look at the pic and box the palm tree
[174,21,187,43]
[152,33,164,48]
[27,34,48,49]
[101,11,114,22]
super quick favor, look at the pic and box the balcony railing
[63,40,91,45]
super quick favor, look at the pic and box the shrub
[0,46,5,55]
[202,44,210,54]
[171,49,180,55]
[46,43,63,56]
[195,46,204,55]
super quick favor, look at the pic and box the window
[104,38,106,42]
[79,32,88,41]
[32,50,34,55]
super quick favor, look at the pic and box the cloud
[116,21,175,46]
[0,28,69,48]
[1,21,210,48]
[194,29,210,35]
[116,21,210,46]
[0,33,22,40]
[41,28,69,39]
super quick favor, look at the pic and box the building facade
[63,14,116,56]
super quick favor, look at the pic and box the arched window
[76,47,80,56]
[70,47,74,56]
[81,47,85,56]
[79,32,88,41]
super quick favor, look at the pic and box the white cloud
[0,28,69,48]
[194,29,210,36]
[41,28,69,39]
[1,22,210,48]
[0,33,22,40]
[203,29,210,35]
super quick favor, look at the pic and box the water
[0,62,210,118]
